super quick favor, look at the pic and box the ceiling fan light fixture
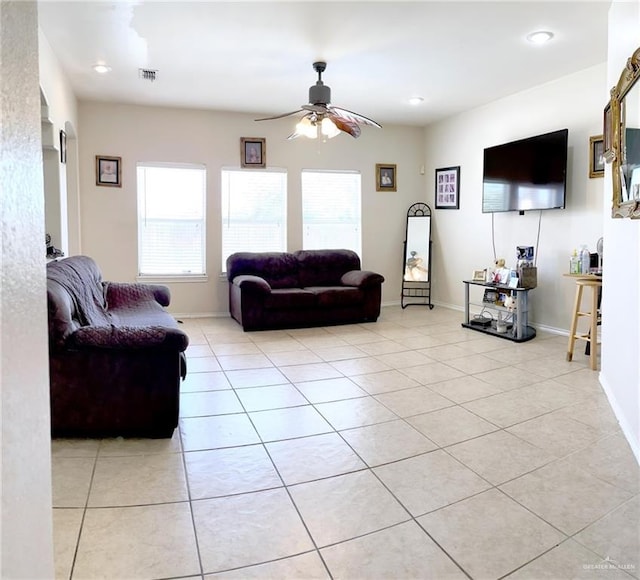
[256,61,381,140]
[409,96,424,106]
[296,116,318,139]
[321,117,340,139]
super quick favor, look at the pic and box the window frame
[136,162,207,281]
[220,167,288,273]
[301,168,362,258]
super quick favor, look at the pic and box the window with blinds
[301,170,362,256]
[137,163,206,276]
[221,169,287,269]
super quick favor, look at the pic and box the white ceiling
[38,1,611,127]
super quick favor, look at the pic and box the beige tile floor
[52,306,640,580]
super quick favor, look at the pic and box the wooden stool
[566,278,602,370]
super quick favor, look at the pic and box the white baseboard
[598,373,640,466]
[172,312,229,320]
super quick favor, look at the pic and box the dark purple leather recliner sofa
[46,256,189,438]
[226,249,385,331]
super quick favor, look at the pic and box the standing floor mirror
[401,202,433,309]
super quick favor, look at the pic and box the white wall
[39,28,80,255]
[1,1,55,577]
[78,101,425,315]
[600,0,640,463]
[423,64,606,332]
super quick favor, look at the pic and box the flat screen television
[482,128,568,213]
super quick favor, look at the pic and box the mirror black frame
[608,46,640,219]
[401,202,433,309]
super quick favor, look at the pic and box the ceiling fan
[255,61,382,140]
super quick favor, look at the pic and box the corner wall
[423,64,606,332]
[1,1,54,577]
[78,101,425,315]
[39,28,80,255]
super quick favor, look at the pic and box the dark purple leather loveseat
[46,256,188,438]
[226,249,384,331]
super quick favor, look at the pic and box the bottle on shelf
[580,245,590,274]
[570,249,580,274]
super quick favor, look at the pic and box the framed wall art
[435,166,460,209]
[603,101,613,163]
[376,164,397,192]
[241,137,266,168]
[96,155,122,187]
[589,134,604,178]
[59,130,67,164]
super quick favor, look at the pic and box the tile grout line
[209,333,335,580]
[65,440,101,580]
[177,417,206,579]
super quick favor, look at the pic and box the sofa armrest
[232,275,272,295]
[106,282,171,308]
[341,270,385,288]
[70,325,189,351]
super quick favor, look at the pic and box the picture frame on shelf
[241,137,266,168]
[95,155,122,187]
[589,134,604,178]
[472,269,486,282]
[376,164,397,192]
[435,166,460,209]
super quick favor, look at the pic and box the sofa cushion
[227,252,299,289]
[264,288,317,310]
[295,249,361,287]
[306,286,364,308]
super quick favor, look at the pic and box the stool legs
[588,283,599,370]
[566,280,601,370]
[566,284,583,362]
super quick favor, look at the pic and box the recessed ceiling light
[526,31,554,45]
[409,96,424,106]
[92,63,112,74]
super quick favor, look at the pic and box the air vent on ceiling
[138,68,158,82]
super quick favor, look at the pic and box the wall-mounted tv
[482,128,568,213]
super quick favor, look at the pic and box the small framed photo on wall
[59,130,67,164]
[376,164,397,191]
[603,101,613,162]
[435,166,460,209]
[241,137,266,168]
[589,134,604,178]
[96,155,122,187]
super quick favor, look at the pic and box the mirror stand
[401,202,434,309]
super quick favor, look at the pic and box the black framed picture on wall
[96,155,122,187]
[59,130,67,164]
[435,166,460,209]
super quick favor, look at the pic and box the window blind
[137,164,206,276]
[221,169,287,268]
[301,170,361,256]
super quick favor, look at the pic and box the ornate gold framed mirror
[607,46,640,219]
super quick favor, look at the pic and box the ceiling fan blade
[330,106,382,128]
[302,105,329,115]
[255,109,303,121]
[302,104,329,114]
[328,113,361,138]
[286,130,302,140]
